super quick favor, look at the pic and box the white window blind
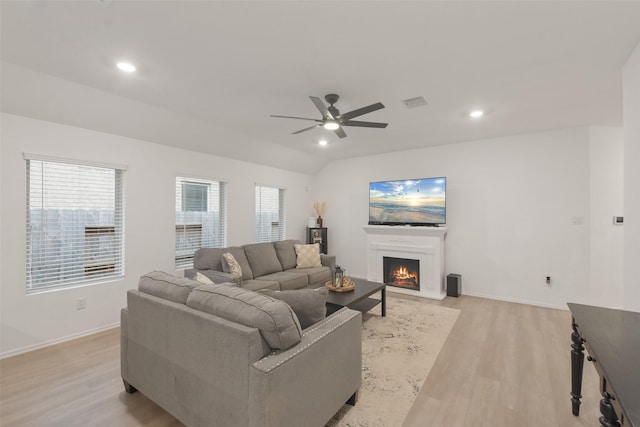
[26,158,125,292]
[255,185,285,243]
[175,177,226,268]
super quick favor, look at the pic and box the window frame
[24,154,126,293]
[255,185,285,243]
[175,176,227,269]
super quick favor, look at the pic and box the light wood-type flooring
[403,295,600,427]
[0,295,601,427]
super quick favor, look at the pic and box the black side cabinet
[307,227,328,254]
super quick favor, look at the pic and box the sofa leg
[346,391,358,406]
[123,379,137,394]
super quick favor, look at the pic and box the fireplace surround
[363,225,447,300]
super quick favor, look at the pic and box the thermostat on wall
[613,216,624,225]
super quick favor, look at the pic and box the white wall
[314,127,624,309]
[588,127,624,308]
[623,42,640,312]
[0,113,315,357]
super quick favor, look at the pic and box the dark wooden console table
[568,303,640,427]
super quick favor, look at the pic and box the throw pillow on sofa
[222,252,242,278]
[195,271,215,285]
[260,287,328,329]
[294,243,322,268]
[219,247,254,280]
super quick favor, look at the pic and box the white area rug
[326,296,460,427]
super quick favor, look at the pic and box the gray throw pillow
[260,287,328,329]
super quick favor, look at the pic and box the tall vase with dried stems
[314,201,326,228]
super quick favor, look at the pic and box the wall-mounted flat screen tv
[369,177,446,226]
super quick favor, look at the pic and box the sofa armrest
[185,268,241,286]
[320,254,336,271]
[249,307,361,427]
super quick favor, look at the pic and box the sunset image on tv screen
[369,178,446,224]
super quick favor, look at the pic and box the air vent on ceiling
[402,96,428,109]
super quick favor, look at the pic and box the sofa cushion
[243,242,283,277]
[273,239,299,271]
[186,284,302,350]
[260,287,328,329]
[220,247,254,280]
[138,271,200,304]
[256,271,309,290]
[193,247,224,271]
[290,266,332,286]
[294,243,322,268]
[241,279,281,292]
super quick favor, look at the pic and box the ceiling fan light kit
[271,93,388,139]
[323,121,339,130]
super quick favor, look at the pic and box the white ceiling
[2,1,640,174]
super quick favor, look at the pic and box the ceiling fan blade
[341,120,388,128]
[292,124,320,134]
[339,102,385,120]
[310,96,333,119]
[271,114,321,122]
[334,127,347,139]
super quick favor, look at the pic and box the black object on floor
[446,274,461,297]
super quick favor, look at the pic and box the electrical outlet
[76,297,87,310]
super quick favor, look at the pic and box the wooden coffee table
[325,277,386,317]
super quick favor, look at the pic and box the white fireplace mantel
[362,225,448,300]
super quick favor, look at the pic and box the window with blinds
[25,157,125,293]
[175,177,226,268]
[255,185,285,243]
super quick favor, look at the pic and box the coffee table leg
[381,287,386,317]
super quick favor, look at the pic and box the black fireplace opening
[383,256,420,291]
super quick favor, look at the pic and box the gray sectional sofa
[121,271,362,427]
[185,240,335,291]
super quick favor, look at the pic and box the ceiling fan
[271,94,388,139]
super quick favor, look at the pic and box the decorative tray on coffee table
[325,277,355,292]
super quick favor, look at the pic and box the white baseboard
[460,291,569,311]
[0,322,120,360]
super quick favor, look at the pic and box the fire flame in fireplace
[389,265,418,287]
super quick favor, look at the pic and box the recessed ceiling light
[469,110,484,118]
[318,140,328,146]
[116,62,136,73]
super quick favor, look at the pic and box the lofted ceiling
[2,1,640,174]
